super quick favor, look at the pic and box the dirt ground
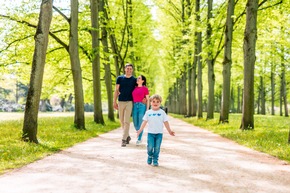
[0,114,289,193]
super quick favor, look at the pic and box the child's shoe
[153,160,159,167]
[147,156,153,165]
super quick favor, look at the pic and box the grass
[0,113,120,174]
[171,113,290,163]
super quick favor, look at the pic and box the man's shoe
[126,136,131,144]
[121,140,126,147]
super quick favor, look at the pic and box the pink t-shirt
[132,86,149,103]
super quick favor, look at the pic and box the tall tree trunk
[230,87,235,112]
[271,62,275,115]
[206,0,215,120]
[100,0,114,121]
[281,64,288,117]
[237,86,241,113]
[180,73,187,115]
[279,78,283,116]
[90,0,105,124]
[220,0,234,123]
[109,34,121,76]
[260,76,266,115]
[69,0,85,129]
[240,0,258,130]
[127,0,134,63]
[22,0,53,143]
[195,0,203,119]
[281,45,288,117]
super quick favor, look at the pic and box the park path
[0,116,289,193]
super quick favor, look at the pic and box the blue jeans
[147,133,163,163]
[132,102,146,141]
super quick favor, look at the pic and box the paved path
[0,116,289,193]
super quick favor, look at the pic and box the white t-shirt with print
[142,109,168,134]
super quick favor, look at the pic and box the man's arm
[113,84,120,110]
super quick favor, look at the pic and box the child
[137,94,175,166]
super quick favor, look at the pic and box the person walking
[132,75,149,145]
[137,94,175,166]
[113,63,136,147]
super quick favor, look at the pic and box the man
[113,63,137,147]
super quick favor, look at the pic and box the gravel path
[0,115,289,193]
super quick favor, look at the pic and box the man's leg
[118,102,127,147]
[122,101,133,143]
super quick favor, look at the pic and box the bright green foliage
[0,113,120,174]
[171,113,290,163]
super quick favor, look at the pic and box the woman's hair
[140,75,147,86]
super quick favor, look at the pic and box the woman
[132,75,149,145]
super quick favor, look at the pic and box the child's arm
[164,121,175,136]
[137,120,148,137]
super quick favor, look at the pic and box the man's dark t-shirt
[116,75,136,101]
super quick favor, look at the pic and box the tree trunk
[220,0,234,123]
[180,73,187,115]
[260,76,266,115]
[271,62,275,115]
[206,0,215,120]
[90,0,105,124]
[240,0,258,130]
[100,0,114,121]
[237,86,241,113]
[127,0,134,63]
[22,0,53,143]
[281,64,288,117]
[69,0,85,129]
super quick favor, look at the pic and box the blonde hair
[150,94,162,103]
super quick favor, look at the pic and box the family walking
[113,63,175,166]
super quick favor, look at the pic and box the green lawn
[0,113,120,174]
[171,113,290,163]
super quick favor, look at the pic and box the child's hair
[150,94,162,102]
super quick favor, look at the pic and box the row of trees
[0,0,289,142]
[158,0,289,127]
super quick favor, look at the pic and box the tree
[69,0,85,129]
[195,0,203,118]
[22,0,53,143]
[206,0,215,120]
[240,0,258,130]
[219,0,235,123]
[90,0,105,124]
[100,0,115,121]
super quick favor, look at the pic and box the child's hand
[169,130,175,136]
[136,130,140,137]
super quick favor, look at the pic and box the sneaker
[126,136,131,144]
[147,156,152,165]
[121,140,126,147]
[136,140,142,145]
[153,161,159,167]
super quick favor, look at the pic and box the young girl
[137,94,175,166]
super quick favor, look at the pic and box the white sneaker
[136,140,142,145]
